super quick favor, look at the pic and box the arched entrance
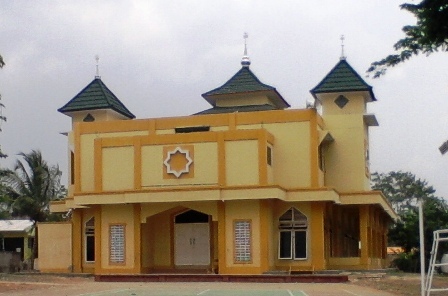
[174,209,210,267]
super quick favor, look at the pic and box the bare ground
[350,272,448,295]
[0,272,446,295]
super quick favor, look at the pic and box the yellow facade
[44,57,396,275]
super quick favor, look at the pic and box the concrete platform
[95,273,348,283]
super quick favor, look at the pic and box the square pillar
[359,205,370,268]
[72,209,82,273]
[311,202,326,270]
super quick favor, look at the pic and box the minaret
[58,56,135,126]
[199,33,290,114]
[310,40,378,192]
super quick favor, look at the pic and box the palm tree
[4,150,65,269]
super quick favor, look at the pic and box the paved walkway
[0,280,396,296]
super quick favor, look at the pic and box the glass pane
[86,236,95,262]
[279,231,292,259]
[292,208,308,226]
[279,209,293,222]
[294,231,307,259]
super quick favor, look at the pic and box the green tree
[371,171,436,214]
[372,171,448,272]
[367,0,448,78]
[3,150,65,269]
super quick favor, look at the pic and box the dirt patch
[0,273,93,294]
[350,272,448,296]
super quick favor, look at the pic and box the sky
[1,1,448,198]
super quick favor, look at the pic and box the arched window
[85,217,95,262]
[278,208,308,260]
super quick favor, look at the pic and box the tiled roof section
[311,59,376,101]
[58,78,135,119]
[203,67,275,96]
[194,104,277,115]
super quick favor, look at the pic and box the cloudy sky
[1,1,448,197]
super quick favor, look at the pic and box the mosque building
[38,37,396,275]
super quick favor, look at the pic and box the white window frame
[278,208,308,260]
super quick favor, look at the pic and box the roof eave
[202,89,290,109]
[58,106,135,119]
[310,88,377,102]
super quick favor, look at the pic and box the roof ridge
[202,66,274,96]
[58,77,135,118]
[310,59,376,101]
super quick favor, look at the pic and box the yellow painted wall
[148,210,173,268]
[79,131,148,192]
[224,200,261,269]
[141,222,152,270]
[156,129,174,135]
[324,115,367,192]
[320,93,366,115]
[240,123,311,188]
[102,146,134,191]
[210,126,228,132]
[141,142,218,187]
[141,202,218,222]
[216,95,272,107]
[100,204,135,270]
[318,92,372,192]
[38,222,72,273]
[225,140,259,186]
[71,110,130,126]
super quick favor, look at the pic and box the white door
[175,223,210,266]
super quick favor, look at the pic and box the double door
[174,223,210,266]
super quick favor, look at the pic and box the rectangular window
[267,146,272,166]
[70,151,75,185]
[279,231,292,259]
[234,220,251,263]
[85,226,95,262]
[175,126,210,133]
[318,145,325,171]
[294,231,307,259]
[109,224,125,264]
[86,236,95,262]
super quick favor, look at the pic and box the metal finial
[95,55,100,78]
[340,35,346,60]
[241,32,251,67]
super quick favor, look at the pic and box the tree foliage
[371,171,436,214]
[372,171,448,271]
[4,150,64,222]
[367,0,448,78]
[2,150,65,268]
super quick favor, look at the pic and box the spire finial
[241,32,251,67]
[340,35,346,60]
[95,55,101,78]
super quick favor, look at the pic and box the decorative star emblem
[163,147,193,178]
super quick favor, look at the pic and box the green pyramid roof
[58,77,135,119]
[202,66,290,108]
[311,59,376,101]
